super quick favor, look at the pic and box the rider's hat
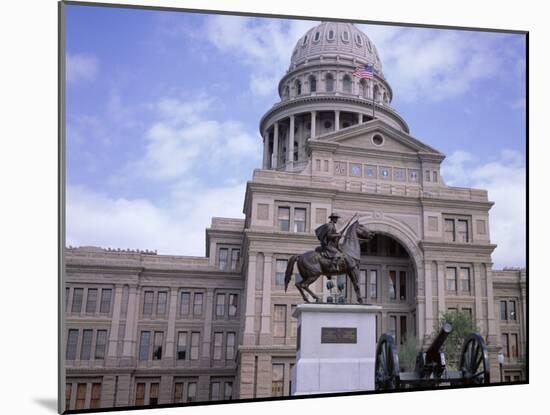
[328,212,341,220]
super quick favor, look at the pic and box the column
[485,264,497,341]
[243,253,257,345]
[201,290,214,364]
[473,263,483,333]
[334,110,340,131]
[436,261,446,315]
[259,254,273,345]
[424,261,434,337]
[122,285,138,361]
[164,288,178,363]
[310,111,316,139]
[287,115,295,168]
[272,122,279,169]
[262,131,269,169]
[107,285,124,360]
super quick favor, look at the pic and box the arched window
[302,35,308,46]
[341,31,349,42]
[383,91,388,104]
[327,29,335,41]
[325,73,334,92]
[366,39,373,52]
[355,34,363,46]
[359,79,367,98]
[283,85,289,99]
[314,31,320,42]
[309,75,317,93]
[295,80,302,96]
[343,75,352,93]
[373,84,380,103]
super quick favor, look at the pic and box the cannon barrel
[425,323,453,362]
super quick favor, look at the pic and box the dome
[289,22,383,76]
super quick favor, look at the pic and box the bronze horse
[284,221,373,303]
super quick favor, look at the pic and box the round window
[324,121,332,129]
[372,134,384,146]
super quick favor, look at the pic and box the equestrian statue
[284,213,373,303]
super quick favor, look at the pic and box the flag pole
[371,69,375,120]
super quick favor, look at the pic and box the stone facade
[63,22,526,411]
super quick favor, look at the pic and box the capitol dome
[289,22,384,77]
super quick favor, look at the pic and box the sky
[65,4,526,269]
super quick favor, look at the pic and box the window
[180,292,190,316]
[100,288,112,313]
[301,35,308,46]
[500,301,507,321]
[400,316,407,344]
[174,382,183,403]
[327,29,335,40]
[460,268,471,293]
[290,305,298,337]
[86,288,98,313]
[343,75,352,93]
[272,364,285,397]
[389,316,397,339]
[156,291,167,315]
[224,382,233,400]
[177,332,187,360]
[278,207,290,231]
[80,329,93,360]
[143,291,154,316]
[66,329,78,360]
[219,248,228,270]
[275,259,287,287]
[326,74,334,92]
[399,271,406,300]
[90,383,101,408]
[66,287,70,309]
[153,331,163,360]
[389,271,396,300]
[444,219,455,242]
[463,308,473,319]
[446,267,457,292]
[213,332,223,360]
[135,383,145,406]
[193,292,203,315]
[273,305,287,337]
[139,331,150,361]
[294,208,306,232]
[502,333,509,358]
[228,294,238,317]
[433,171,438,182]
[95,330,107,360]
[226,332,236,360]
[295,80,302,95]
[76,383,86,410]
[231,249,240,270]
[187,382,197,402]
[355,34,363,46]
[65,383,72,410]
[509,300,517,320]
[309,75,317,92]
[342,31,349,41]
[210,382,221,401]
[190,332,200,360]
[216,294,225,317]
[314,31,320,42]
[72,288,83,313]
[370,270,378,299]
[511,333,519,359]
[149,383,159,405]
[444,217,470,243]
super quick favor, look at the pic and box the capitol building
[63,21,526,411]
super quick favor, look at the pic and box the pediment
[319,119,444,156]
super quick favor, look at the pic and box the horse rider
[315,213,344,272]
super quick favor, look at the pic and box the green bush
[398,335,419,372]
[435,311,479,370]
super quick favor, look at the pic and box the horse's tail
[285,255,299,292]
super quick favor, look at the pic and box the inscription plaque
[321,327,357,344]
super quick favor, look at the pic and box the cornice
[419,241,497,254]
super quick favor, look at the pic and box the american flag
[352,63,374,79]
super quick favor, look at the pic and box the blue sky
[65,5,526,268]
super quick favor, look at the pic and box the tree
[398,335,419,372]
[435,311,479,369]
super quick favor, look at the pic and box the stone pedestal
[291,303,381,395]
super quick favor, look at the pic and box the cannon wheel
[375,333,400,390]
[459,333,490,385]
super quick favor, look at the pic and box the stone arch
[357,216,424,277]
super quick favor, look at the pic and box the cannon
[375,324,490,390]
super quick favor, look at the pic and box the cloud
[442,149,526,268]
[66,182,246,256]
[202,16,318,97]
[127,94,261,182]
[360,25,502,102]
[66,53,99,85]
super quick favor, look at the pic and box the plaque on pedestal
[291,303,381,395]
